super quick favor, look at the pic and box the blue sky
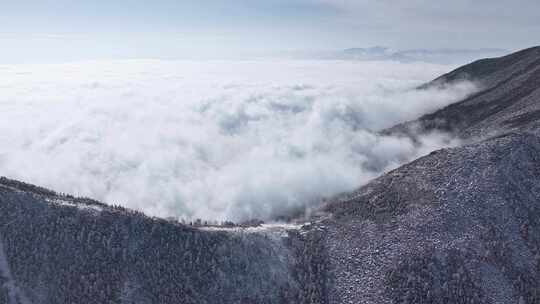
[1,0,539,62]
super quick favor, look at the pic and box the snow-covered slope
[323,132,540,303]
[0,177,326,303]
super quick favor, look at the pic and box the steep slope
[391,46,540,139]
[316,47,540,303]
[428,46,540,89]
[322,133,540,303]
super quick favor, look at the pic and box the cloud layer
[0,60,474,221]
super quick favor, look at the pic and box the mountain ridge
[387,46,540,139]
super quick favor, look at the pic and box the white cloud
[0,59,474,221]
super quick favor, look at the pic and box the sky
[1,0,539,62]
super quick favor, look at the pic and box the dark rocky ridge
[390,46,540,139]
[1,46,540,303]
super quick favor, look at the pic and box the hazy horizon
[2,1,539,63]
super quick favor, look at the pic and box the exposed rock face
[1,46,540,304]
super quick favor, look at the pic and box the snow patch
[199,222,305,237]
[45,197,103,213]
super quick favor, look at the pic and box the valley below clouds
[0,59,475,221]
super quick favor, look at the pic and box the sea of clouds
[0,60,475,221]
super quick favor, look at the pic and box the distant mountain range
[1,46,540,303]
[288,46,509,64]
[342,46,506,63]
